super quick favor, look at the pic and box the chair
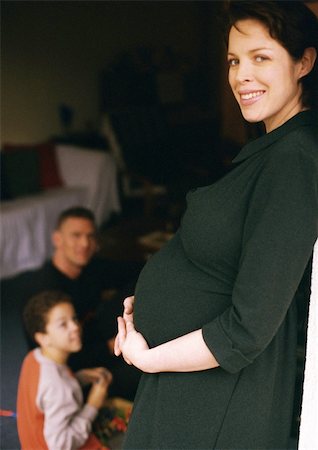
[101,108,169,216]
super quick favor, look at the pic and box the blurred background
[1,2,317,449]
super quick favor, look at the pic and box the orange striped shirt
[17,349,105,450]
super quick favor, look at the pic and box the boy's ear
[34,331,49,347]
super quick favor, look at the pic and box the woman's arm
[115,297,219,373]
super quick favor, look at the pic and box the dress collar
[232,109,317,164]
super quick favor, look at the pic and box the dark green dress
[124,110,318,450]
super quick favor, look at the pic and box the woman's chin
[241,110,263,124]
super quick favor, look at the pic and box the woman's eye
[255,55,267,62]
[228,58,239,67]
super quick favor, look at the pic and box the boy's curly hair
[23,290,73,342]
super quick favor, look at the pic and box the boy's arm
[39,367,98,450]
[76,367,112,386]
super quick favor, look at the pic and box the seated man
[24,206,142,400]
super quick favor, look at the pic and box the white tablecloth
[0,187,86,278]
[1,145,121,278]
[55,145,121,226]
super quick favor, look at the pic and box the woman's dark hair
[23,290,73,342]
[224,1,318,108]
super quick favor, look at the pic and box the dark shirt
[21,257,143,399]
[124,110,318,449]
[26,257,142,340]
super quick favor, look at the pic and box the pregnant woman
[115,1,318,449]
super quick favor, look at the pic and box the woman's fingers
[115,314,138,366]
[114,317,126,356]
[115,316,134,365]
[114,334,121,356]
[123,296,135,320]
[125,319,135,333]
[114,312,133,356]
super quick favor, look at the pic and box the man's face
[53,217,98,270]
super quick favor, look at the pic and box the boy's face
[37,302,82,358]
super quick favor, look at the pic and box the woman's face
[228,19,305,132]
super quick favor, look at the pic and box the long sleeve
[37,360,98,450]
[202,137,318,373]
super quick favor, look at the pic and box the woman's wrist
[132,330,219,373]
[130,346,161,373]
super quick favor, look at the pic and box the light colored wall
[1,1,204,144]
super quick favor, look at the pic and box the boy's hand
[86,373,110,410]
[76,367,112,386]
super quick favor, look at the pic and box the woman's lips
[239,90,265,105]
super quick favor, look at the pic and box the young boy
[17,290,112,450]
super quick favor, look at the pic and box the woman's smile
[239,89,266,105]
[228,19,304,132]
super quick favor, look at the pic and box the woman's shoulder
[263,110,316,155]
[268,122,318,168]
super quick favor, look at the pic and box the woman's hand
[114,296,153,371]
[123,295,135,322]
[115,316,150,370]
[114,295,219,373]
[114,296,135,357]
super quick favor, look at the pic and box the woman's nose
[235,61,253,83]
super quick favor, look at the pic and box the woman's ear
[299,47,317,78]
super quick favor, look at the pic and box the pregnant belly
[134,235,232,347]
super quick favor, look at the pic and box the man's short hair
[55,206,96,230]
[23,290,73,342]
